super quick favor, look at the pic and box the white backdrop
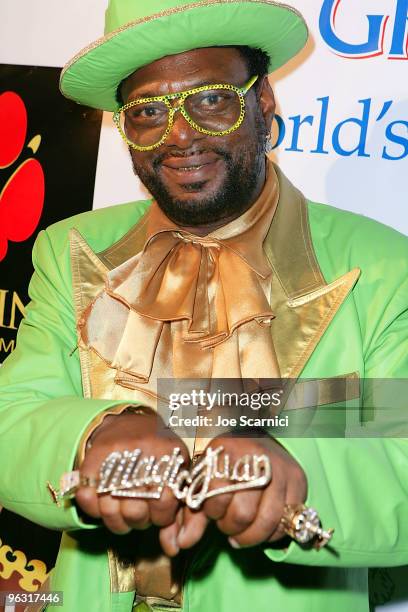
[0,1,407,610]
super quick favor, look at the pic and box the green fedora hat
[60,0,308,112]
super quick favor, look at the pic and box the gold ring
[281,504,334,550]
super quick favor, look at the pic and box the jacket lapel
[265,165,360,378]
[70,228,109,398]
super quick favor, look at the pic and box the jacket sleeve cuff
[263,436,408,568]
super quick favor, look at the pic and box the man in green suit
[1,0,407,611]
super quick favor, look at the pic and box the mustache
[152,147,232,170]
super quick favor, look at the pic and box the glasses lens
[121,101,169,147]
[184,88,242,132]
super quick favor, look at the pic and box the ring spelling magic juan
[50,446,334,549]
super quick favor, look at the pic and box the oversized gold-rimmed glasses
[113,75,258,151]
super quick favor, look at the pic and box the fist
[75,410,189,539]
[161,434,307,554]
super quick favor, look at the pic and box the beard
[130,112,268,226]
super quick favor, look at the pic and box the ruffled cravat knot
[173,230,221,249]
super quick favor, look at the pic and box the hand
[75,410,189,542]
[163,434,307,554]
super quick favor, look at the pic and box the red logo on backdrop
[0,91,45,262]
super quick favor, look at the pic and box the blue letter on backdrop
[319,0,387,57]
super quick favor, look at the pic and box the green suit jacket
[0,166,407,612]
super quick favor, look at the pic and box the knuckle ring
[51,445,272,510]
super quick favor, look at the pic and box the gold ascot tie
[79,161,281,402]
